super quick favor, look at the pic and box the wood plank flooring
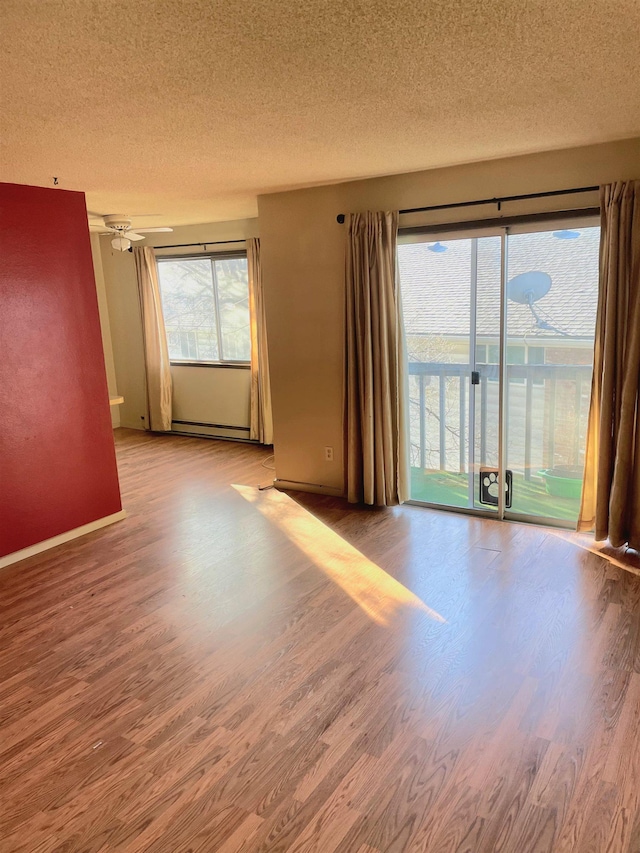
[1,428,640,852]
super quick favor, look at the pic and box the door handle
[471,370,480,385]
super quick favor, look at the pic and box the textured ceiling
[1,0,639,227]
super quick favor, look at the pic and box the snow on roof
[398,227,599,340]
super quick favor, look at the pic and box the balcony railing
[407,361,593,478]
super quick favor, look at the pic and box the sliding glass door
[398,231,502,515]
[398,219,599,527]
[503,225,599,523]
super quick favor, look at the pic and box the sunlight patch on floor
[233,485,446,627]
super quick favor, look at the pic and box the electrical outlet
[324,446,334,462]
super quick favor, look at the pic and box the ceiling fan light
[111,236,131,252]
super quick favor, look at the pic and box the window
[527,346,545,365]
[156,253,251,363]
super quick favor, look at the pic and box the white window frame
[156,251,250,367]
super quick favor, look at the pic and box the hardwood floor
[1,428,640,853]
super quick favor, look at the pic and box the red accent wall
[0,183,122,558]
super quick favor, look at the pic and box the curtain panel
[579,181,640,550]
[247,238,274,445]
[345,211,410,506]
[133,246,173,432]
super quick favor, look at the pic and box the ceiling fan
[90,214,173,252]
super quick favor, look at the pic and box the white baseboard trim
[0,509,127,570]
[274,479,344,498]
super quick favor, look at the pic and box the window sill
[170,361,251,370]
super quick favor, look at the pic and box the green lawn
[410,468,580,523]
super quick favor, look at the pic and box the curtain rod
[400,207,600,236]
[335,185,600,224]
[155,239,247,249]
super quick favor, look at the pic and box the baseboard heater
[172,419,249,432]
[171,419,257,443]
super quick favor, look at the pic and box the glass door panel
[398,234,501,512]
[504,226,599,524]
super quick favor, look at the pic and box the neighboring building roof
[398,227,599,340]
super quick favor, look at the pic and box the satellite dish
[507,271,552,304]
[428,241,447,253]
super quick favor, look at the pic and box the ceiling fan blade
[126,232,146,241]
[133,227,174,233]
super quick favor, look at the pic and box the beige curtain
[247,238,273,444]
[579,181,640,550]
[345,211,410,506]
[133,246,173,432]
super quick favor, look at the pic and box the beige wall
[90,234,120,428]
[99,242,146,429]
[99,218,259,430]
[258,137,640,493]
[170,364,252,439]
